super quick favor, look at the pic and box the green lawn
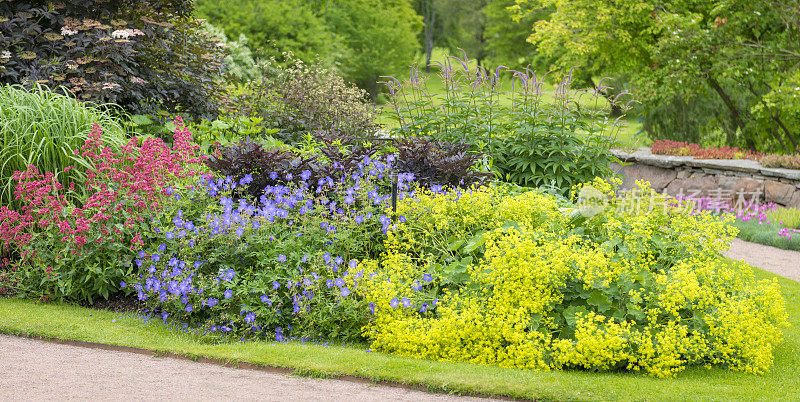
[0,264,796,401]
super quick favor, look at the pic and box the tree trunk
[706,77,757,151]
[422,0,436,73]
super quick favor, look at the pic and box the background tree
[514,0,800,152]
[195,0,335,63]
[435,0,488,66]
[416,0,439,72]
[0,0,225,119]
[483,0,547,70]
[324,0,422,99]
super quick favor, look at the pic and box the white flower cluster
[111,29,144,39]
[0,51,10,59]
[61,26,78,36]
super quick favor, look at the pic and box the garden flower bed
[0,120,789,379]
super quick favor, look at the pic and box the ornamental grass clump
[356,180,788,378]
[0,84,127,210]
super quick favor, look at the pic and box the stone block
[664,175,719,199]
[618,163,677,192]
[787,190,800,209]
[717,176,763,197]
[765,180,797,206]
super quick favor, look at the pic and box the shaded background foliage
[515,0,800,153]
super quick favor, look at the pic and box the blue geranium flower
[224,289,233,299]
[244,312,256,323]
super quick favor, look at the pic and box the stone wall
[610,148,800,208]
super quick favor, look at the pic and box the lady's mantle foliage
[357,181,788,378]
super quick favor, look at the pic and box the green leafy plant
[0,84,127,209]
[383,56,626,192]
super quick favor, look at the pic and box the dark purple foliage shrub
[204,137,382,199]
[0,0,225,119]
[394,137,493,188]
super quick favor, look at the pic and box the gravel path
[0,335,494,401]
[724,238,800,282]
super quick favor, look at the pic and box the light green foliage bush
[195,0,334,63]
[356,181,788,377]
[384,58,626,192]
[767,207,800,229]
[200,23,263,84]
[0,84,127,209]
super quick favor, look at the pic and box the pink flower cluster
[674,195,799,240]
[0,117,204,263]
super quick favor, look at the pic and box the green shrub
[0,85,127,209]
[200,23,263,84]
[357,181,788,377]
[195,0,335,64]
[236,57,379,144]
[383,58,626,192]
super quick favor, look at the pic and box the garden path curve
[0,334,495,401]
[724,239,800,282]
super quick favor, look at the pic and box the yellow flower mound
[357,182,788,378]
